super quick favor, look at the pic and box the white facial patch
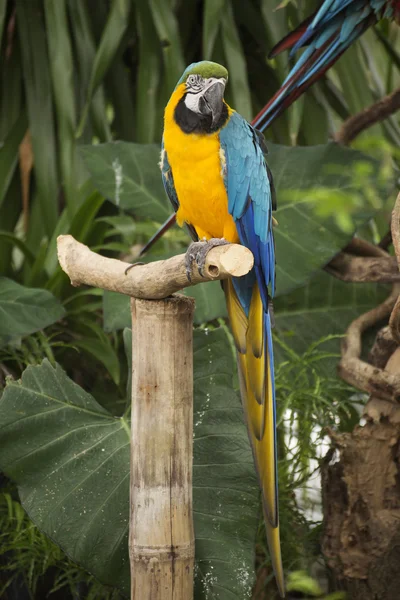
[184,77,226,114]
[184,92,202,113]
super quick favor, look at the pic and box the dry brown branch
[389,192,400,343]
[57,234,253,300]
[325,237,396,283]
[326,253,400,283]
[338,285,400,402]
[368,326,398,369]
[334,87,400,145]
[343,237,389,258]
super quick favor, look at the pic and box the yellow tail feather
[224,279,285,598]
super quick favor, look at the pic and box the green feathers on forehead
[178,61,228,85]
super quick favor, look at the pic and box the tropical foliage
[0,0,399,598]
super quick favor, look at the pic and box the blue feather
[254,0,387,132]
[220,112,275,312]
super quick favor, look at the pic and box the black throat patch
[174,95,229,134]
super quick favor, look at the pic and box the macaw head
[169,61,229,134]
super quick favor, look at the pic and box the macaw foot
[124,261,145,275]
[185,238,229,281]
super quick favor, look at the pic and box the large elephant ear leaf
[0,328,260,599]
[266,141,392,295]
[192,327,259,599]
[0,277,65,346]
[274,271,388,370]
[80,141,170,221]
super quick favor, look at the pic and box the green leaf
[0,231,36,265]
[43,191,105,277]
[80,142,170,221]
[231,0,270,56]
[148,0,185,94]
[44,0,78,214]
[274,271,387,367]
[68,191,106,242]
[135,2,161,143]
[0,110,28,210]
[221,0,252,121]
[0,174,22,277]
[0,35,24,140]
[76,0,131,138]
[192,328,259,599]
[266,141,390,295]
[185,281,227,324]
[67,0,111,143]
[286,570,322,596]
[0,278,65,345]
[103,47,136,143]
[103,291,131,333]
[16,0,59,236]
[0,329,259,598]
[374,26,400,73]
[332,44,375,115]
[260,0,295,93]
[203,0,225,60]
[0,0,6,49]
[72,338,120,386]
[103,280,228,331]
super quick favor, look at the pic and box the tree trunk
[322,390,400,600]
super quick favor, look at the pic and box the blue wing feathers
[255,0,386,131]
[220,112,275,313]
[160,141,179,213]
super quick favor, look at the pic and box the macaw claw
[124,261,145,275]
[185,238,229,281]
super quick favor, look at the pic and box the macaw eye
[187,74,203,88]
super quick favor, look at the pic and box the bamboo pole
[130,296,195,599]
[56,235,254,599]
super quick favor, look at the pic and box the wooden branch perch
[57,234,254,600]
[57,234,253,299]
[334,86,400,145]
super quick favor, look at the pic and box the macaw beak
[199,79,226,127]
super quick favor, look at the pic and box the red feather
[268,14,314,58]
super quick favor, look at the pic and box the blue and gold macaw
[160,61,285,598]
[140,0,400,254]
[253,0,400,130]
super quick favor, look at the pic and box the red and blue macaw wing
[254,0,393,131]
[219,112,284,597]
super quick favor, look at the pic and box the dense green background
[0,0,399,598]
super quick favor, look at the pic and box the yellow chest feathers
[162,85,238,242]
